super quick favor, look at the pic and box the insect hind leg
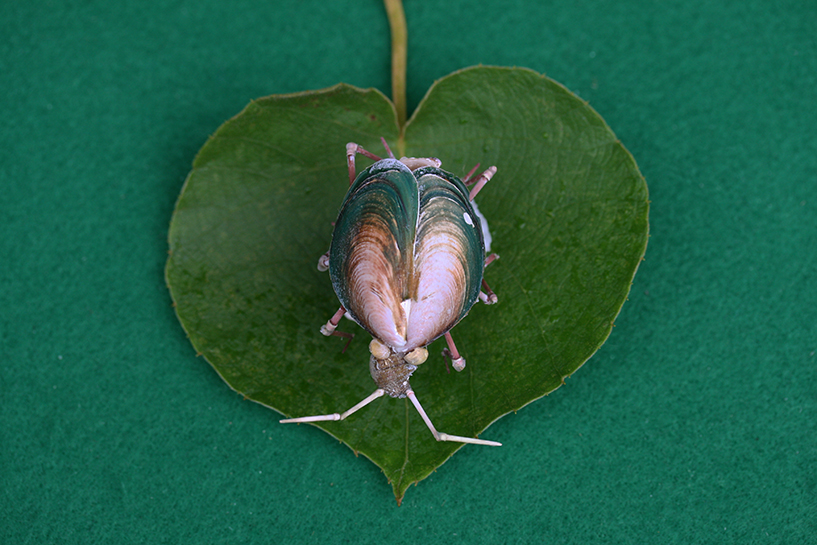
[467,166,497,201]
[346,143,383,185]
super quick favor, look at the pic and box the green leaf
[166,66,649,503]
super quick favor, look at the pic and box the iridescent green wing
[404,167,485,349]
[329,159,419,350]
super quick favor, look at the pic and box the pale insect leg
[320,306,347,335]
[468,166,497,201]
[442,331,466,372]
[462,163,481,184]
[406,390,501,446]
[320,142,384,268]
[379,137,396,159]
[321,305,354,351]
[317,251,330,271]
[479,253,500,305]
[346,142,383,185]
[280,389,386,424]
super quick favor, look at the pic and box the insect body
[281,140,500,447]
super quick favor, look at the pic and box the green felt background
[2,0,815,542]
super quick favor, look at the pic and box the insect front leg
[321,305,354,351]
[442,331,467,372]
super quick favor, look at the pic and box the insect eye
[404,347,429,366]
[369,339,391,360]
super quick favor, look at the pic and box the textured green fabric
[2,1,814,543]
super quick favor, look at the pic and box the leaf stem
[383,0,407,132]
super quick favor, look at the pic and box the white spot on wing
[470,200,492,252]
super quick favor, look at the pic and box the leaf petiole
[383,0,407,139]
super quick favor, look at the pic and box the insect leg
[442,331,466,372]
[462,163,481,184]
[479,286,498,305]
[479,253,500,304]
[317,251,330,271]
[379,137,396,158]
[406,390,501,446]
[321,306,354,351]
[346,143,383,185]
[280,389,386,424]
[320,306,347,336]
[468,166,497,201]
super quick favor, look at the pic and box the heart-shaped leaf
[166,66,648,503]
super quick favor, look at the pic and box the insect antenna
[406,390,501,446]
[280,389,386,424]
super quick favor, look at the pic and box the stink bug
[281,139,500,446]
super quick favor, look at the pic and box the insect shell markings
[280,142,500,447]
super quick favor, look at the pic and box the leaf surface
[166,67,649,502]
